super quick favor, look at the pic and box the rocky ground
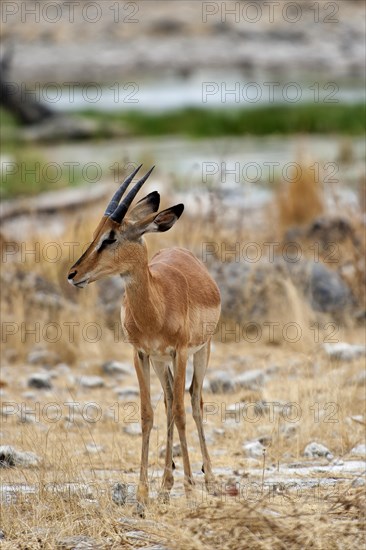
[0,182,365,547]
[0,334,365,548]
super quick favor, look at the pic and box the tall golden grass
[276,162,324,230]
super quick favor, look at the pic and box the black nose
[68,270,77,280]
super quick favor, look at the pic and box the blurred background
[1,0,365,362]
[1,3,366,545]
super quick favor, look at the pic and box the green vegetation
[1,104,364,143]
[0,149,84,199]
[0,108,19,128]
[1,103,364,198]
[82,103,365,137]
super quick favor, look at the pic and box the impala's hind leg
[190,340,216,491]
[134,351,153,507]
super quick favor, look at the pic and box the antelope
[67,165,221,507]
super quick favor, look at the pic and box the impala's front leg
[134,350,153,505]
[151,360,175,502]
[172,348,194,496]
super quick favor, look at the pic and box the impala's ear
[128,191,160,222]
[137,204,184,234]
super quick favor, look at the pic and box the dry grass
[0,189,365,548]
[185,488,365,550]
[1,341,365,548]
[276,162,324,231]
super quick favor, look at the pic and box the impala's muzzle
[67,268,90,288]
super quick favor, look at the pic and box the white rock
[348,371,366,387]
[115,386,139,399]
[56,535,101,549]
[212,449,226,457]
[124,423,142,436]
[85,443,104,454]
[235,369,265,390]
[66,375,76,387]
[352,478,366,487]
[56,363,71,374]
[242,440,265,458]
[102,361,133,376]
[21,392,36,400]
[323,343,366,361]
[209,371,235,394]
[350,444,366,457]
[349,415,364,423]
[303,442,334,460]
[0,445,40,467]
[78,376,105,389]
[28,349,60,366]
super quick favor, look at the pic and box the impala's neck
[122,242,161,330]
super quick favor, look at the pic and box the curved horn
[110,166,155,223]
[104,164,142,216]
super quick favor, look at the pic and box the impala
[68,165,221,506]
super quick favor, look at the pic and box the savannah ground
[1,335,365,549]
[0,182,365,549]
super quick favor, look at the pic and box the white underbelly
[121,306,207,360]
[139,342,205,361]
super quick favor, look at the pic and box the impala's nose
[68,270,77,281]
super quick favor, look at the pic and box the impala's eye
[98,233,117,252]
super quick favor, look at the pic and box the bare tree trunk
[0,47,55,125]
